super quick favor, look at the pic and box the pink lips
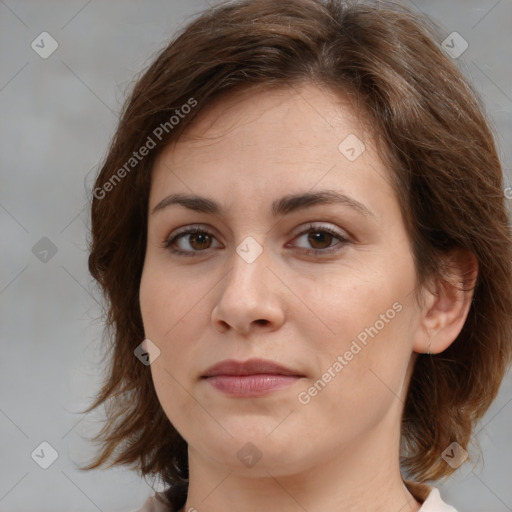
[202,358,303,397]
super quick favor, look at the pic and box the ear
[413,248,478,355]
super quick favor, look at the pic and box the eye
[163,223,350,257]
[163,225,222,256]
[288,223,350,255]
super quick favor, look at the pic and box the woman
[80,1,512,511]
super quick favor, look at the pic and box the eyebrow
[151,190,375,219]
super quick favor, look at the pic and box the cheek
[294,262,417,405]
[139,257,223,369]
[140,258,206,339]
[292,266,403,352]
[140,265,212,438]
[295,303,415,441]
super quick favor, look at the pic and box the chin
[189,422,310,475]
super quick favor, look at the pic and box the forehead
[174,83,370,149]
[153,84,377,169]
[149,83,395,218]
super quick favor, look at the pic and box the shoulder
[133,491,174,512]
[418,487,459,512]
[405,480,458,512]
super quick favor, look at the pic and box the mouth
[201,358,304,397]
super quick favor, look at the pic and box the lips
[202,358,303,378]
[201,358,304,397]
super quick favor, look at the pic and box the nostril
[255,319,269,325]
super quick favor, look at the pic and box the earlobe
[414,248,478,355]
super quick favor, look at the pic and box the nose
[211,244,286,335]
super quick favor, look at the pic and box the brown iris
[308,231,333,249]
[189,232,212,250]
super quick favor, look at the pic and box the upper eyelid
[170,224,220,238]
[293,222,347,236]
[168,222,346,238]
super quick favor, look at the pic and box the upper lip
[202,358,303,377]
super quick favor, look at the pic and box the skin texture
[139,84,476,512]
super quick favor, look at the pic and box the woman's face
[140,84,426,477]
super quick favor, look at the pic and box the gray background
[0,1,511,511]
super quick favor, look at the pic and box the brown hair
[81,0,512,506]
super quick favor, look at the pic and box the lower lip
[204,374,301,397]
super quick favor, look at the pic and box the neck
[180,423,423,512]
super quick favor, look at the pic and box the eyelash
[163,223,351,258]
